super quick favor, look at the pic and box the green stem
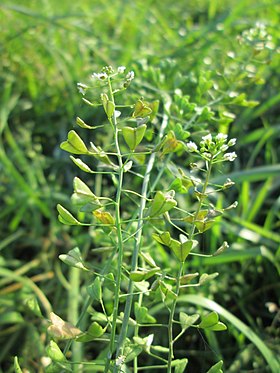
[68,267,82,373]
[167,157,213,372]
[189,158,213,240]
[167,262,184,373]
[114,99,171,372]
[105,76,125,372]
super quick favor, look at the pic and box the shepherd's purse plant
[45,65,239,373]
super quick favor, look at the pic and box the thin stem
[189,158,213,240]
[167,262,184,373]
[104,76,125,372]
[114,98,171,372]
[167,157,214,372]
[68,267,82,373]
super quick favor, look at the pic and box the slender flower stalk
[114,100,171,372]
[104,76,125,372]
[167,156,214,372]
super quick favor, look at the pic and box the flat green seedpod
[122,124,147,150]
[149,191,177,217]
[87,277,102,302]
[101,93,115,118]
[76,116,103,130]
[179,312,199,331]
[134,302,156,324]
[206,360,223,373]
[59,247,88,271]
[132,99,152,118]
[70,156,94,173]
[60,130,88,155]
[14,357,23,373]
[46,341,66,363]
[199,311,219,329]
[76,322,106,342]
[57,204,80,225]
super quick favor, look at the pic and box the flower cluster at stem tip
[77,65,135,95]
[186,133,237,163]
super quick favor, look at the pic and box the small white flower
[186,141,198,152]
[190,176,201,185]
[216,133,228,142]
[116,355,125,367]
[202,134,212,143]
[146,334,154,347]
[117,66,126,73]
[228,138,237,146]
[220,144,229,152]
[223,178,235,188]
[223,152,237,161]
[92,72,108,81]
[126,71,135,81]
[202,152,212,159]
[77,82,88,95]
[114,110,121,118]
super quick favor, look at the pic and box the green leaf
[179,312,199,331]
[87,277,102,302]
[59,247,88,271]
[57,204,81,225]
[14,357,23,373]
[60,130,88,155]
[206,360,223,373]
[46,341,66,363]
[199,311,219,329]
[149,190,177,217]
[134,302,156,324]
[199,272,219,285]
[69,156,94,173]
[122,124,147,150]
